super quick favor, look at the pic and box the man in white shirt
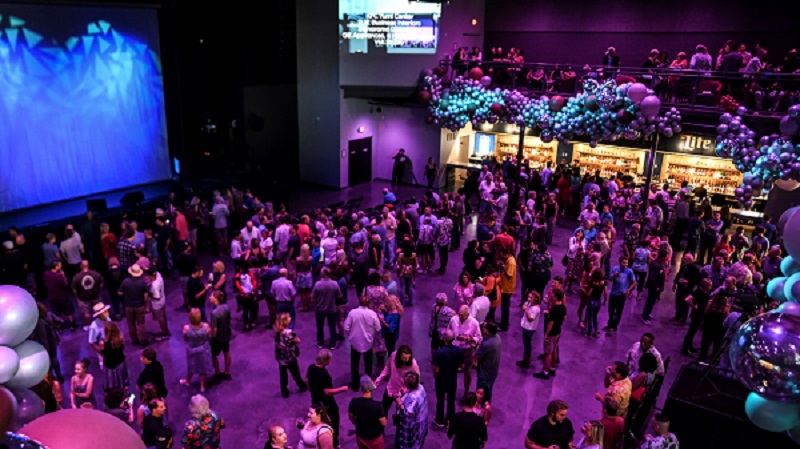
[148,268,169,340]
[449,305,482,395]
[479,174,496,214]
[271,268,297,326]
[343,296,381,391]
[211,197,230,255]
[382,208,397,268]
[240,221,261,248]
[626,333,665,375]
[59,224,84,279]
[469,283,491,324]
[579,202,600,225]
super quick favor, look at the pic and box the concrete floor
[53,181,692,449]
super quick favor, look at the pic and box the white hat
[128,263,144,277]
[92,302,111,317]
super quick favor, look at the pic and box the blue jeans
[586,302,600,334]
[400,277,414,305]
[521,328,535,363]
[385,238,396,267]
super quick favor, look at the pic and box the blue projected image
[0,6,170,213]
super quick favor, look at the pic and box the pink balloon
[627,83,648,103]
[639,95,662,117]
[21,409,146,449]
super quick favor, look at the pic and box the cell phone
[126,394,136,405]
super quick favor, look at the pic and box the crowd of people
[0,145,788,448]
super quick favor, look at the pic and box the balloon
[0,345,20,384]
[627,83,648,103]
[0,285,39,348]
[13,387,44,427]
[745,392,800,432]
[780,115,800,137]
[21,408,147,449]
[775,179,800,191]
[783,257,800,277]
[479,75,492,87]
[432,67,446,77]
[639,95,662,117]
[776,301,800,316]
[468,67,483,81]
[730,313,800,401]
[783,207,800,259]
[417,90,431,103]
[0,386,16,434]
[490,103,503,114]
[5,341,49,389]
[779,206,800,236]
[767,276,788,302]
[784,273,800,302]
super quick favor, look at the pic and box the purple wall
[340,0,485,87]
[484,0,800,67]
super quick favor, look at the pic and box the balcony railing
[436,60,800,117]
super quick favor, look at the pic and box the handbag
[561,254,569,267]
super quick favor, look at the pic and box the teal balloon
[776,301,800,316]
[767,276,788,303]
[784,272,800,303]
[745,392,800,432]
[782,256,800,276]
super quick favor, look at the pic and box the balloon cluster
[729,206,800,442]
[0,285,50,434]
[715,105,800,207]
[420,69,682,142]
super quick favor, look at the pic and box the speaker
[663,362,793,449]
[86,198,107,213]
[120,191,145,210]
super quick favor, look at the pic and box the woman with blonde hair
[577,420,604,449]
[383,294,404,357]
[180,308,213,393]
[274,313,308,397]
[296,244,314,311]
[101,322,129,391]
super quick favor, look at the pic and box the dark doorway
[348,137,372,186]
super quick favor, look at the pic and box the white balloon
[0,285,39,347]
[5,341,49,389]
[0,346,20,384]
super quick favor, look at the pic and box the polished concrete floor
[54,181,693,449]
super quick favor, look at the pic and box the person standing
[605,257,636,333]
[209,290,232,380]
[534,290,566,379]
[100,322,129,391]
[348,375,387,449]
[447,392,488,449]
[344,296,382,391]
[392,149,409,186]
[517,291,542,368]
[395,372,428,449]
[672,253,701,324]
[436,212,454,274]
[181,394,225,449]
[475,322,502,402]
[498,250,517,331]
[119,263,150,346]
[142,399,173,449]
[307,349,349,449]
[639,414,679,449]
[681,277,713,355]
[271,268,297,327]
[525,400,575,449]
[211,197,230,256]
[71,260,104,327]
[274,313,307,397]
[148,266,170,340]
[594,361,632,417]
[425,157,437,189]
[641,254,666,325]
[432,329,464,428]
[59,224,84,281]
[43,261,74,329]
[429,293,457,350]
[137,347,168,398]
[313,268,342,349]
[233,263,259,331]
[180,308,213,393]
[448,306,482,395]
[69,358,95,408]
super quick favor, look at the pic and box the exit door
[348,137,372,186]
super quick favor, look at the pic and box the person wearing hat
[88,302,112,367]
[118,263,150,346]
[348,375,387,449]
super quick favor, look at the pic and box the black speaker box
[663,362,795,448]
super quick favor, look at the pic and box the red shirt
[494,232,515,257]
[297,223,312,245]
[601,415,625,449]
[175,213,189,241]
[101,233,119,260]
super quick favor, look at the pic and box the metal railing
[436,60,800,117]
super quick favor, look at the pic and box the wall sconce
[357,126,366,133]
[470,17,478,27]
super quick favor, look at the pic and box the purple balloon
[627,83,648,103]
[479,75,492,87]
[639,95,661,117]
[780,115,800,137]
[720,112,733,124]
[717,124,729,135]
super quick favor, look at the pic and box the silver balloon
[0,285,39,347]
[5,341,50,389]
[0,345,20,383]
[729,313,800,400]
[12,387,45,428]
